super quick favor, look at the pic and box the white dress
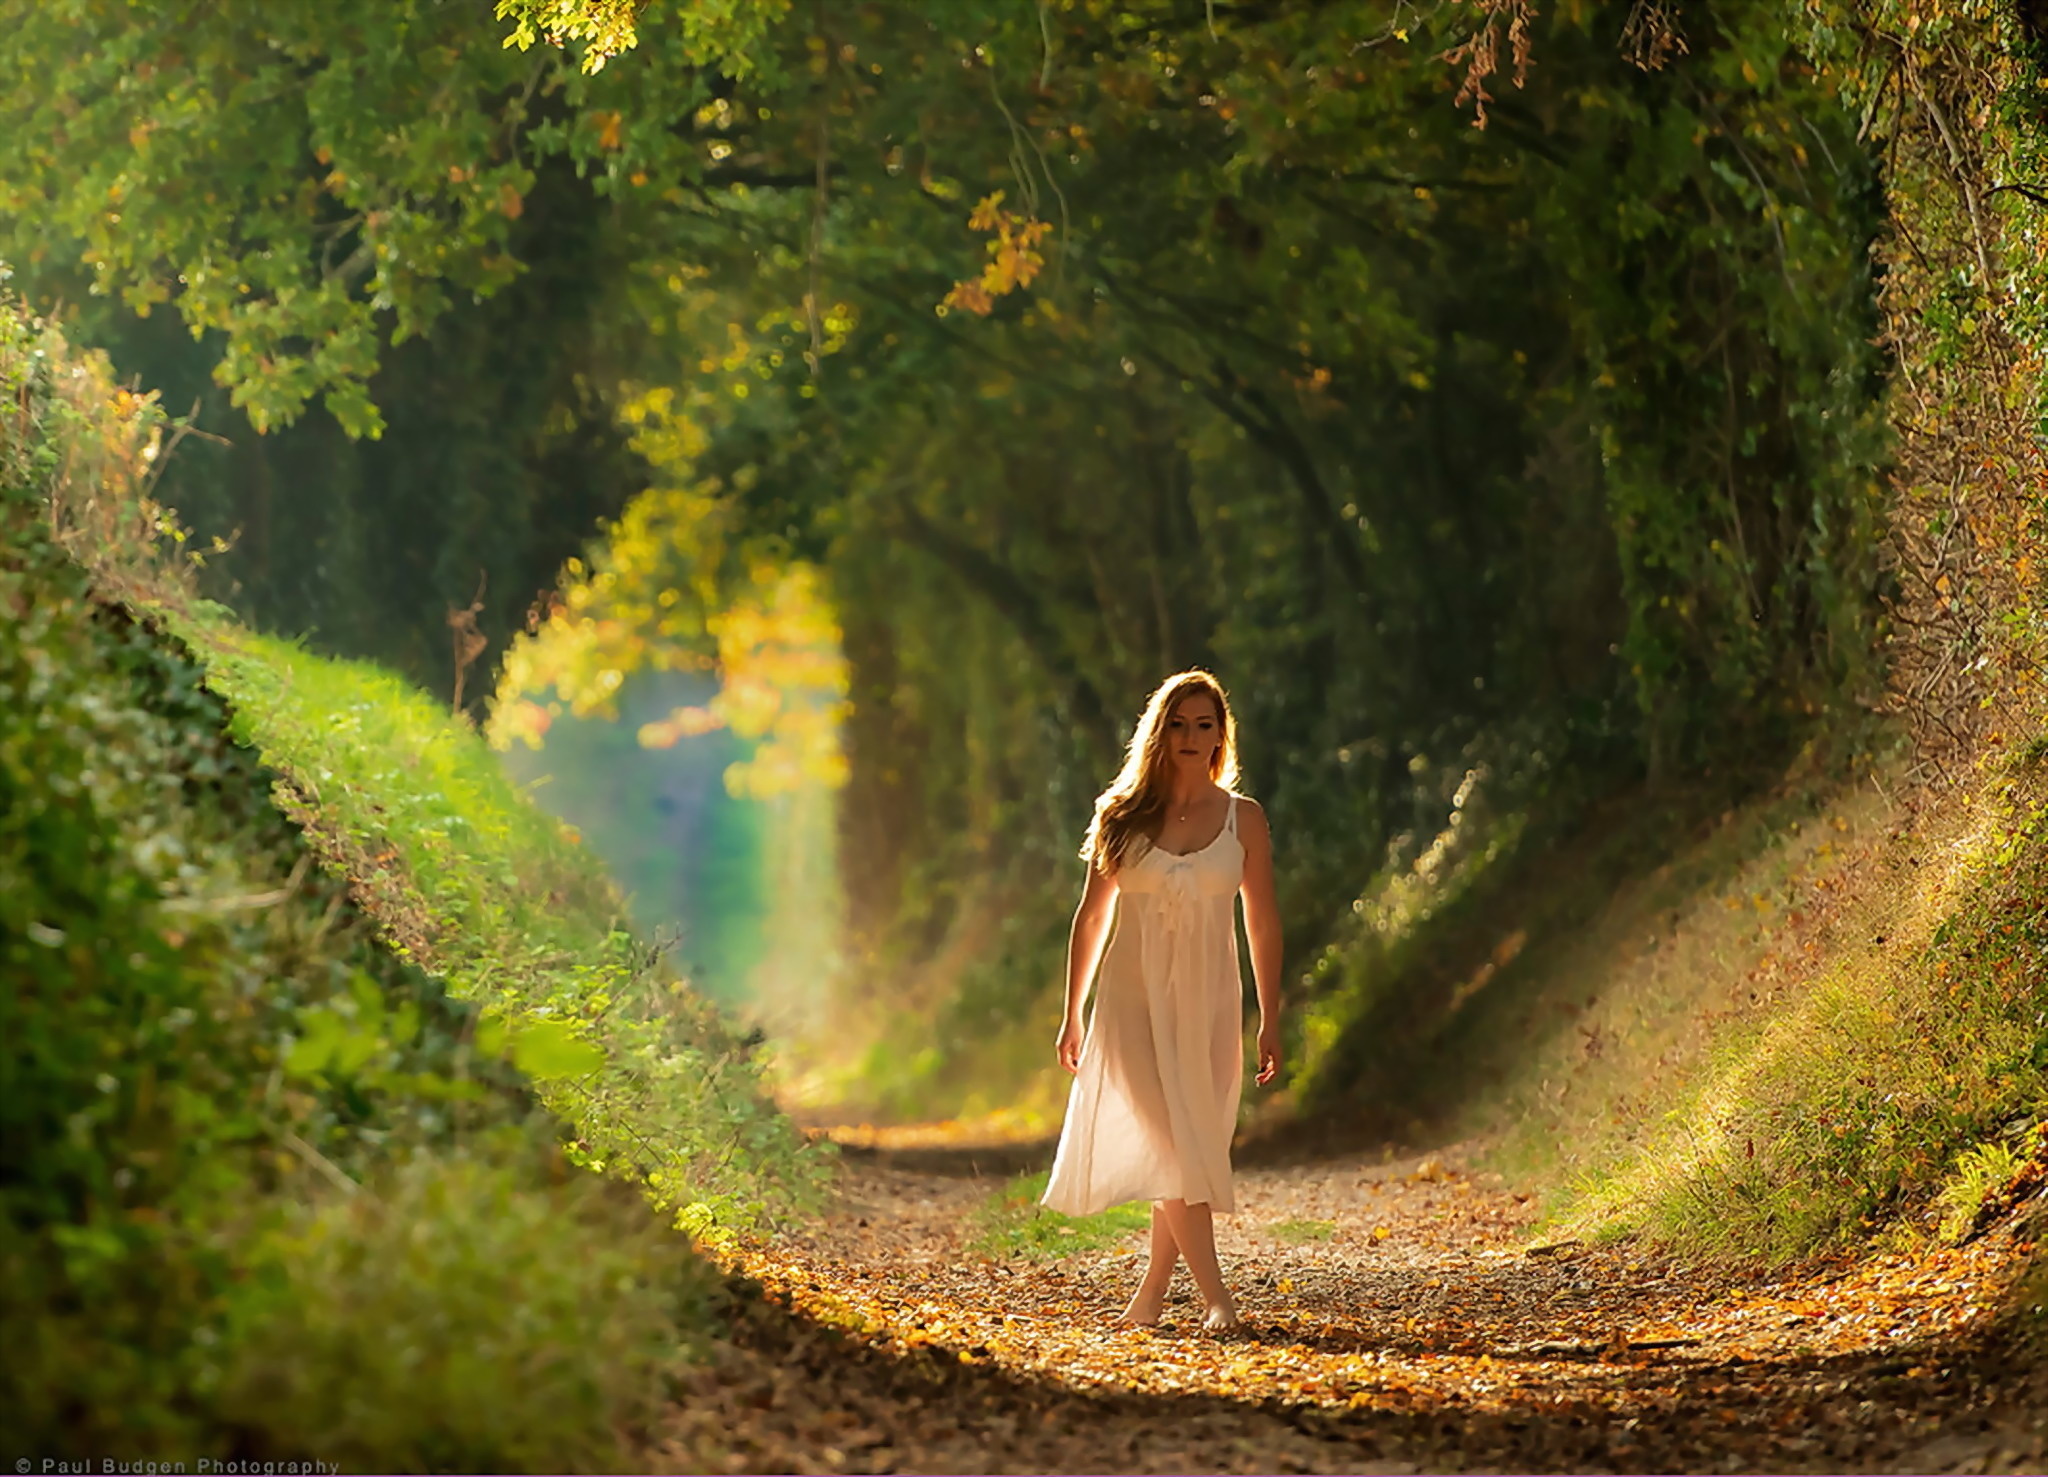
[1041,793,1246,1215]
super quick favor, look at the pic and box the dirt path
[650,1141,2048,1474]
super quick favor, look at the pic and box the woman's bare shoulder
[1232,792,1270,832]
[1081,853,1125,896]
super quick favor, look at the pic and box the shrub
[215,1149,716,1472]
[0,295,762,1462]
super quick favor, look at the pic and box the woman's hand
[1238,800,1285,1089]
[1256,1021,1282,1086]
[1056,1014,1085,1074]
[1057,862,1117,1077]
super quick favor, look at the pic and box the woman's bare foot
[1157,1199,1239,1335]
[1117,1279,1170,1327]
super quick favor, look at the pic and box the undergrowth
[1,295,813,1460]
[1269,2,2048,1311]
[175,616,827,1233]
[1936,1140,2026,1246]
[1288,723,1895,1141]
[212,1155,716,1471]
[1519,0,2048,1276]
[1562,754,2048,1264]
[1282,687,2048,1277]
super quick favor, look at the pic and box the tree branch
[888,502,1122,759]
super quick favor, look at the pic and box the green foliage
[497,0,790,79]
[1294,766,1535,1107]
[0,300,723,1460]
[215,1152,714,1472]
[164,610,829,1229]
[970,1170,1150,1261]
[560,0,1886,1109]
[1,315,529,1238]
[0,300,843,1466]
[31,181,653,702]
[498,0,647,73]
[1520,0,2048,1277]
[1553,35,1889,774]
[1566,762,2048,1264]
[0,0,791,434]
[0,0,1903,1117]
[1935,1139,2024,1246]
[1388,0,2048,1299]
[0,0,603,435]
[1788,0,2047,760]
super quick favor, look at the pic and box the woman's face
[1165,691,1222,773]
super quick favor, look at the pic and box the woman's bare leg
[1117,1203,1181,1326]
[1158,1198,1240,1331]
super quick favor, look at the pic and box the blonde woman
[1041,669,1283,1333]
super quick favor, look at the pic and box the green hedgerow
[215,1147,718,1472]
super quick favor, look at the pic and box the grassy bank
[173,614,826,1233]
[1287,709,2048,1288]
[1519,0,2048,1280]
[3,298,821,1460]
[1557,747,2048,1263]
[1277,1,2048,1302]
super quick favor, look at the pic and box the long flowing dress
[1040,793,1246,1216]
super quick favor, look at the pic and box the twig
[988,55,1070,288]
[283,1129,362,1196]
[1902,49,1997,291]
[804,2,831,376]
[1986,182,2048,210]
[448,570,489,714]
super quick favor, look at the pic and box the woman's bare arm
[1057,862,1121,1072]
[1236,799,1285,1084]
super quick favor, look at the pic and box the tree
[0,0,1892,1107]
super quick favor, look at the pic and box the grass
[1276,678,2048,1275]
[213,1151,715,1472]
[30,291,826,1234]
[1475,770,1898,1192]
[970,1171,1151,1260]
[1936,1140,2027,1246]
[164,610,829,1233]
[1267,1217,1337,1244]
[1515,746,2048,1266]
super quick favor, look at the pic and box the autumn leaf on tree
[967,190,1007,232]
[943,278,997,317]
[943,192,1052,316]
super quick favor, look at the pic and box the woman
[1040,669,1283,1333]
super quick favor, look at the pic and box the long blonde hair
[1081,669,1242,874]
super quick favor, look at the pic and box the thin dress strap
[1225,792,1239,835]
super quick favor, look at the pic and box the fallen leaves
[649,1143,2048,1474]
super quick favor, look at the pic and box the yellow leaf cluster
[489,498,849,800]
[942,192,1053,317]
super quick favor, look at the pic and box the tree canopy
[0,0,1902,1103]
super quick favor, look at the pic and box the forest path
[652,1142,2047,1474]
